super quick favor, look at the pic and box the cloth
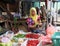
[30,28,42,33]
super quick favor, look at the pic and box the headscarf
[30,7,38,22]
[29,7,38,26]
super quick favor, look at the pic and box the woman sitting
[27,7,42,33]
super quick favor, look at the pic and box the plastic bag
[39,35,52,46]
[46,23,57,36]
[39,23,57,46]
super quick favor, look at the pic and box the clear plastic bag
[46,23,57,36]
[5,31,14,39]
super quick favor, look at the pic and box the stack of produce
[11,38,27,46]
[27,39,39,46]
[26,33,40,39]
[14,34,25,38]
[11,34,26,46]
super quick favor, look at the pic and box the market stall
[0,23,57,46]
[0,0,59,46]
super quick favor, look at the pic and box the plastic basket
[52,32,60,46]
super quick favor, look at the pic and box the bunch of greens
[14,34,25,38]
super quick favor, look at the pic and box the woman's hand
[37,19,42,26]
[28,25,36,28]
[39,22,42,26]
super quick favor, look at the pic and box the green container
[52,32,60,46]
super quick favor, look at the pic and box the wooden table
[7,18,27,29]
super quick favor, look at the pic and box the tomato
[27,40,39,46]
[26,33,40,39]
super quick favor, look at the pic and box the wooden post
[45,0,48,9]
[5,4,10,29]
[7,4,10,11]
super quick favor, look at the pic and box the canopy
[22,0,45,2]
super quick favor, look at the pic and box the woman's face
[31,10,35,16]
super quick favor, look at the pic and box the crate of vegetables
[12,38,28,46]
[24,39,42,46]
[25,33,40,39]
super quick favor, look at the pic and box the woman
[27,7,42,33]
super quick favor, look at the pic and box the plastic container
[52,32,60,46]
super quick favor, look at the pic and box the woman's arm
[38,20,42,27]
[28,25,36,28]
[37,16,42,26]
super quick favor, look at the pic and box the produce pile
[14,34,25,38]
[26,33,40,39]
[12,33,41,46]
[13,33,40,39]
[27,39,39,46]
[0,32,41,46]
[12,34,26,43]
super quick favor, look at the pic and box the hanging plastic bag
[39,35,52,46]
[38,23,57,46]
[46,23,57,36]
